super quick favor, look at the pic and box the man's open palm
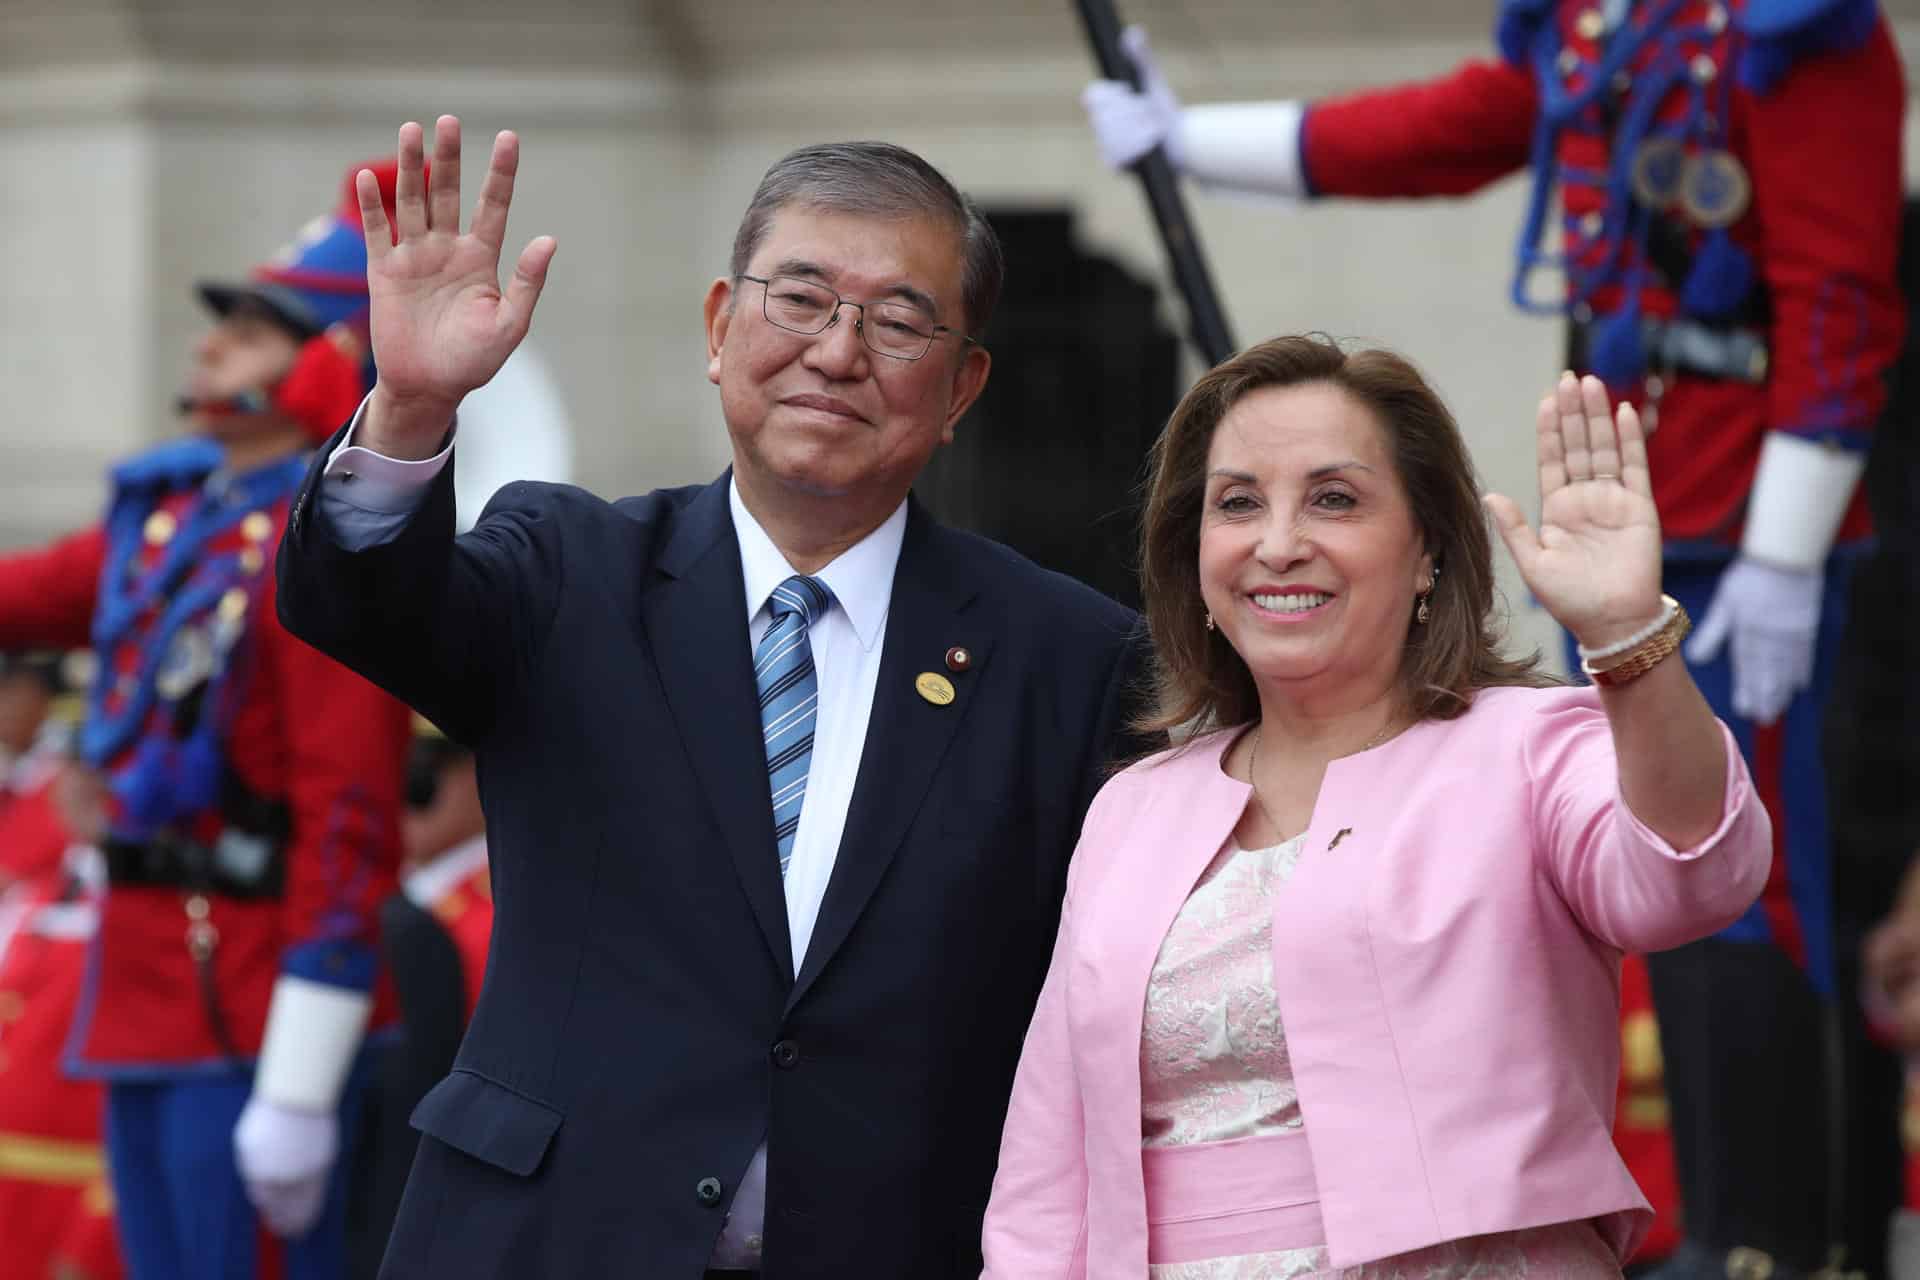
[360,116,556,436]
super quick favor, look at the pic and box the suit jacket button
[695,1176,724,1207]
[771,1039,800,1069]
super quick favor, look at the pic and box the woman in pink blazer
[981,337,1770,1278]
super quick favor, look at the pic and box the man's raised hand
[359,116,557,459]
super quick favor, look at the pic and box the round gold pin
[915,672,956,706]
[239,547,265,574]
[144,510,178,545]
[944,646,971,673]
[241,511,273,543]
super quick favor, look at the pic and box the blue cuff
[1778,423,1873,451]
[281,939,379,992]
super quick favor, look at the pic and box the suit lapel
[643,475,794,984]
[789,501,990,1008]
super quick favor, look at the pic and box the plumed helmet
[194,157,406,340]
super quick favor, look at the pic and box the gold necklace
[1245,719,1395,841]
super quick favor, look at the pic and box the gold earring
[1416,593,1432,625]
[1204,612,1215,632]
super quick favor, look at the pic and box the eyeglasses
[737,274,975,362]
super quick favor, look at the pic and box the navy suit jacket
[277,435,1151,1279]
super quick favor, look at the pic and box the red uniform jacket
[0,880,121,1280]
[1298,2,1905,549]
[0,480,409,1072]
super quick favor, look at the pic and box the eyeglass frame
[735,273,981,362]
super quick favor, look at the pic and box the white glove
[1683,557,1823,725]
[233,1095,338,1238]
[1081,26,1187,172]
[234,972,371,1237]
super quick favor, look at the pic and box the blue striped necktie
[755,574,831,877]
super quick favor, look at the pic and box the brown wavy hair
[1137,334,1553,740]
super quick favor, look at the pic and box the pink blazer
[981,685,1770,1277]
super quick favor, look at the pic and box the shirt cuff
[323,394,456,515]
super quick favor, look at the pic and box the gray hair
[728,141,1004,339]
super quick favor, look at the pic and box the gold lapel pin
[1327,827,1354,851]
[914,672,956,706]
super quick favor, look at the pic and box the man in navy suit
[275,116,1149,1279]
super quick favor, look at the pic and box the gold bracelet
[1580,598,1692,688]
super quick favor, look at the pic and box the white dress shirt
[318,408,905,1270]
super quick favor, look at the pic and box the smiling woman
[1139,333,1552,748]
[980,333,1770,1279]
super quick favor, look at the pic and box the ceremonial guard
[0,161,413,1279]
[0,848,124,1280]
[0,659,120,1280]
[1083,2,1905,1274]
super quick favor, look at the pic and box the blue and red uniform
[1289,1,1905,1268]
[0,447,409,1074]
[1299,0,1905,994]
[0,856,126,1280]
[0,445,409,1277]
[0,157,414,1279]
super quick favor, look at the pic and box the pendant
[1678,150,1751,229]
[1629,137,1686,210]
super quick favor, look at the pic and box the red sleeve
[0,527,107,652]
[258,569,411,990]
[1740,18,1906,446]
[1302,57,1539,199]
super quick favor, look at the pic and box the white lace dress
[1138,836,1622,1279]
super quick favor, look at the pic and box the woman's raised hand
[1483,372,1665,649]
[358,115,557,457]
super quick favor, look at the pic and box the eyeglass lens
[759,276,938,360]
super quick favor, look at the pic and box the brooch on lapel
[915,672,956,706]
[1327,827,1354,852]
[915,644,974,706]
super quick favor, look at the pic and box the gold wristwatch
[1579,595,1692,688]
